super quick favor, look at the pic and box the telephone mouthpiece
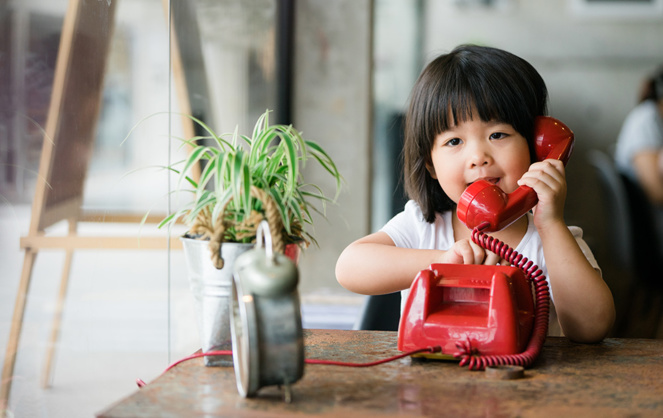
[457,180,538,232]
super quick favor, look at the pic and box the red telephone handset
[457,116,574,232]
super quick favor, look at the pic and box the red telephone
[398,116,574,370]
[457,116,574,232]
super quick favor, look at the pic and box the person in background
[614,66,663,250]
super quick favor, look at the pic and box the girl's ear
[425,162,437,179]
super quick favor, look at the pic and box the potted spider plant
[160,109,342,365]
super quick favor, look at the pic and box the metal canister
[230,221,304,399]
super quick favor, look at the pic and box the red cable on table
[136,346,442,388]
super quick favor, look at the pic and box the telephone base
[398,263,535,358]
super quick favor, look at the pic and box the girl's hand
[441,239,502,265]
[517,159,567,230]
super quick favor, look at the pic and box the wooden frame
[1,0,209,409]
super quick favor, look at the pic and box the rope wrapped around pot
[189,186,284,269]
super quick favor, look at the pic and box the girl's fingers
[447,240,506,265]
[483,250,501,266]
[519,160,564,184]
[467,241,487,265]
[448,240,486,265]
[518,161,566,196]
[517,159,568,227]
[457,241,476,264]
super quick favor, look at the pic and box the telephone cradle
[397,116,573,371]
[398,263,534,355]
[397,230,551,371]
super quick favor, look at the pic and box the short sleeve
[381,200,428,249]
[615,101,663,178]
[569,226,602,276]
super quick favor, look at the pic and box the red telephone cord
[452,223,550,371]
[136,345,442,387]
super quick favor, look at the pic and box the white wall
[293,0,373,297]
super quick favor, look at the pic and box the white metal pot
[181,237,253,366]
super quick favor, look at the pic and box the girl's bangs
[431,78,503,135]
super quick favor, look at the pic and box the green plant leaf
[143,109,343,248]
[305,140,343,195]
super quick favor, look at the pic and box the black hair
[639,66,663,103]
[403,44,548,222]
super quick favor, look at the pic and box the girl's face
[427,114,531,204]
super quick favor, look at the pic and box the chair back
[589,149,663,338]
[587,150,635,273]
[619,171,663,291]
[354,292,401,331]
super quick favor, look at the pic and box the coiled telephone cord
[452,223,550,371]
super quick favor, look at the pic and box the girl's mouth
[468,177,500,187]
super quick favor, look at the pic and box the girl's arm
[519,159,616,343]
[336,232,493,295]
[539,222,615,342]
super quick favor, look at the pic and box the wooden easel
[1,0,210,410]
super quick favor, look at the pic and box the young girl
[336,44,615,343]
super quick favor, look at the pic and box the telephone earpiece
[457,116,574,232]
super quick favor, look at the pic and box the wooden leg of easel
[41,248,74,388]
[1,249,38,416]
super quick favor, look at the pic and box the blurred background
[1,0,662,416]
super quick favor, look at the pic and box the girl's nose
[468,147,491,168]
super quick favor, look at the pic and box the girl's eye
[490,132,508,140]
[445,137,462,147]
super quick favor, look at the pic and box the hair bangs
[428,68,507,137]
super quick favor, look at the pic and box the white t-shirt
[615,100,663,181]
[381,200,601,335]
